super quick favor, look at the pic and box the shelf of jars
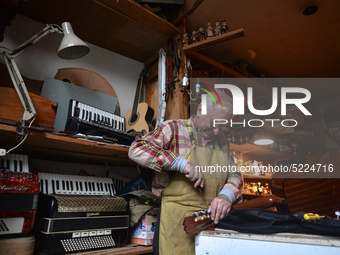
[229,134,297,198]
[241,173,272,197]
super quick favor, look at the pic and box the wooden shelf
[230,142,294,163]
[19,0,180,63]
[241,192,270,197]
[242,173,272,180]
[189,52,244,77]
[0,124,133,166]
[183,29,245,54]
[187,52,274,103]
[242,174,272,198]
[73,243,152,255]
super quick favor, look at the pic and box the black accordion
[35,173,129,254]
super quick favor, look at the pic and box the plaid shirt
[128,117,243,202]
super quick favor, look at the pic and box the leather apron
[159,121,229,254]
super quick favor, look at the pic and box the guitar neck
[131,76,143,117]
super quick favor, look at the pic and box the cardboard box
[130,213,158,246]
[130,237,153,246]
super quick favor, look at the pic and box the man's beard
[198,127,215,141]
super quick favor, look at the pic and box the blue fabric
[166,156,188,173]
[218,188,235,204]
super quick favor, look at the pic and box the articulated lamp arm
[1,22,89,137]
[2,24,63,124]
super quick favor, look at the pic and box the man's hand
[182,162,204,188]
[209,194,232,224]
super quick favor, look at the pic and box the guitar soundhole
[129,113,140,126]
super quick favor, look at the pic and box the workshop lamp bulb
[254,138,274,146]
[254,129,274,146]
[58,22,90,59]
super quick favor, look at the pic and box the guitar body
[124,102,154,133]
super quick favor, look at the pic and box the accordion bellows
[55,196,127,212]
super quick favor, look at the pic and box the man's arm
[128,120,204,187]
[128,121,178,172]
[209,164,243,224]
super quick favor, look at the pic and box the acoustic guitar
[183,149,340,235]
[124,68,154,133]
[183,195,285,235]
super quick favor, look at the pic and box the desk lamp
[1,22,90,137]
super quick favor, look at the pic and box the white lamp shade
[58,22,90,59]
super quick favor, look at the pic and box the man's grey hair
[205,88,233,118]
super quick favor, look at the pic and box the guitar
[183,149,340,235]
[183,195,285,235]
[124,68,154,133]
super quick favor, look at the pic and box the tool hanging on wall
[165,37,181,100]
[156,48,167,127]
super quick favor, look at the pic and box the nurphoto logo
[190,78,313,129]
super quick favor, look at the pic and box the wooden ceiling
[19,0,179,63]
[18,0,340,78]
[183,0,340,78]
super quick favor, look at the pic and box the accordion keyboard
[0,154,29,172]
[65,99,135,146]
[38,173,116,196]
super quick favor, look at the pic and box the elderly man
[128,89,243,254]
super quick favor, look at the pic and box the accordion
[35,173,129,254]
[0,170,39,236]
[0,154,39,237]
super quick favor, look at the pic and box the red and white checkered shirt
[128,117,243,202]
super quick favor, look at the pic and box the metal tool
[303,213,325,221]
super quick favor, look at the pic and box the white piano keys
[0,154,29,172]
[119,116,125,131]
[38,173,47,194]
[71,100,76,117]
[83,103,88,121]
[79,103,85,120]
[104,112,109,127]
[68,99,128,132]
[9,154,16,172]
[48,173,55,195]
[38,173,116,196]
[113,115,118,130]
[93,108,97,123]
[75,175,85,195]
[80,102,85,120]
[106,172,130,194]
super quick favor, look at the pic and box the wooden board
[183,29,245,53]
[54,68,121,115]
[0,236,35,255]
[0,124,132,165]
[72,243,153,255]
[0,87,58,131]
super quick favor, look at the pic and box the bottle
[232,151,238,164]
[253,160,259,175]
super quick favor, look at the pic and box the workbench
[195,229,340,255]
